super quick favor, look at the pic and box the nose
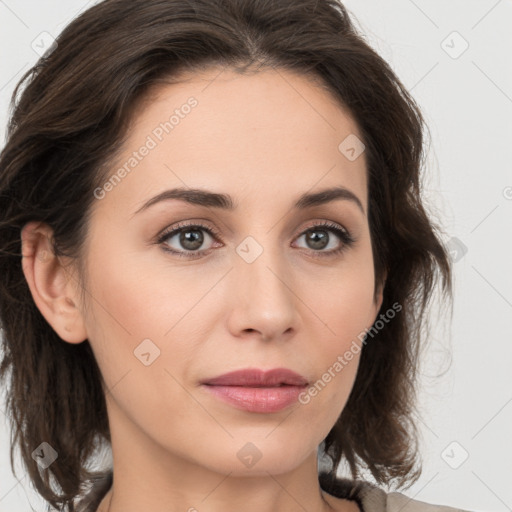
[226,239,298,342]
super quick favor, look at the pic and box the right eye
[157,221,223,259]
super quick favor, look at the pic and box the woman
[0,1,470,511]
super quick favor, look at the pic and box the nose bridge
[235,231,288,297]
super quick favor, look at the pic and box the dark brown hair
[0,0,452,510]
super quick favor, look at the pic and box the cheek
[312,277,369,385]
[312,248,376,340]
[81,243,212,383]
[301,246,376,401]
[85,240,190,335]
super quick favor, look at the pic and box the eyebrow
[133,185,365,216]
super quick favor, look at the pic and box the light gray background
[0,1,511,511]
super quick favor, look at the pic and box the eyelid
[156,219,222,243]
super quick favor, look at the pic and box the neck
[94,396,357,512]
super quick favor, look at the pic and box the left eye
[157,221,355,259]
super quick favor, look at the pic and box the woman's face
[75,67,383,476]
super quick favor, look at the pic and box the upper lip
[201,368,309,387]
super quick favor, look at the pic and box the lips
[201,368,309,387]
[200,368,309,413]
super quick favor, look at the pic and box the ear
[20,221,88,344]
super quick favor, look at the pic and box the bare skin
[21,66,383,512]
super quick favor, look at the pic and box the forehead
[95,66,367,215]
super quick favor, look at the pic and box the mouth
[200,368,309,413]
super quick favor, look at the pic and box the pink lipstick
[200,368,309,413]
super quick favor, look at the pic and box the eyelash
[156,220,356,260]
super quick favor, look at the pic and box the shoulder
[319,472,472,512]
[384,490,472,512]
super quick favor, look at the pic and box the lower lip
[201,384,306,413]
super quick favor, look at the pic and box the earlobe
[20,221,88,344]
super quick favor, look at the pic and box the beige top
[76,471,472,512]
[318,472,471,512]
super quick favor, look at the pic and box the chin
[196,436,315,476]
